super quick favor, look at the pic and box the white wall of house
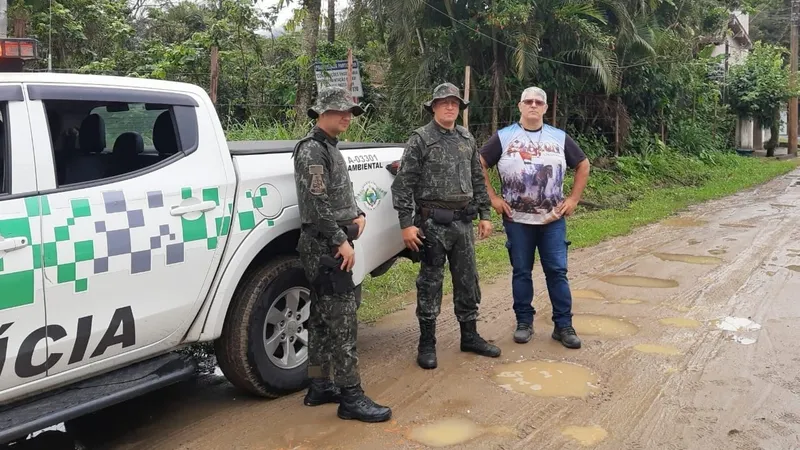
[712,10,761,149]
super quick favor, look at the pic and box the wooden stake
[209,45,219,104]
[551,90,558,127]
[347,47,355,101]
[463,65,471,129]
[790,0,799,155]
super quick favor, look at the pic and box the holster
[314,254,355,295]
[342,223,359,241]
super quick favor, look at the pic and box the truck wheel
[215,255,312,398]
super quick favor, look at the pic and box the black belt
[303,223,359,241]
[419,206,477,223]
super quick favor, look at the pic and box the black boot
[303,378,341,406]
[417,320,437,369]
[459,320,501,357]
[337,384,392,423]
[552,326,582,349]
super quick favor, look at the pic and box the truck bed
[227,140,406,155]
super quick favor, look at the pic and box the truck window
[0,103,8,195]
[42,99,192,187]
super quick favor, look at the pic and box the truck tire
[215,255,312,398]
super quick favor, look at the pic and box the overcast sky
[256,0,351,30]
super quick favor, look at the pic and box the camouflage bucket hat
[307,86,365,119]
[423,82,469,113]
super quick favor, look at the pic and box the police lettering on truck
[0,307,135,379]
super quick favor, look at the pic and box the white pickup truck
[0,73,407,443]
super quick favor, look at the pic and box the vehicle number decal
[347,154,382,171]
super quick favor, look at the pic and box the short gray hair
[520,87,547,104]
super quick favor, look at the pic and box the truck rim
[262,286,311,370]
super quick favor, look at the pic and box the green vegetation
[12,0,798,325]
[357,152,798,323]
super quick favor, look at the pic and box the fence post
[463,65,471,129]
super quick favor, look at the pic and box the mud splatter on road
[633,344,683,356]
[561,425,609,446]
[652,252,723,265]
[598,274,680,288]
[571,289,606,300]
[659,317,702,328]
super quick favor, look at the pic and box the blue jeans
[503,217,573,328]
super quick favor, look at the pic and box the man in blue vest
[478,87,591,349]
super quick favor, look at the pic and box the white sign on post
[314,60,363,98]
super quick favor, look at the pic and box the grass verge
[357,152,799,323]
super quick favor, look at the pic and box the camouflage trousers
[416,218,481,323]
[299,233,360,388]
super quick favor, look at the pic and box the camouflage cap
[308,86,365,119]
[423,82,469,113]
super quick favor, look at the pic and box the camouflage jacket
[293,126,363,247]
[391,120,491,229]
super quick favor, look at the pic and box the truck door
[339,146,407,285]
[26,84,236,376]
[0,85,48,393]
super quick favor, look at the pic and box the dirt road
[53,169,800,449]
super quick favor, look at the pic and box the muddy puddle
[662,217,708,227]
[652,252,722,265]
[561,425,609,447]
[407,417,513,448]
[598,275,679,288]
[708,248,728,255]
[617,299,644,305]
[633,344,682,355]
[720,223,757,229]
[495,361,600,398]
[570,314,640,338]
[659,317,702,328]
[571,289,606,300]
[688,239,702,245]
[787,265,800,272]
[770,203,796,208]
[661,303,691,312]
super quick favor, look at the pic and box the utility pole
[789,0,799,156]
[0,0,7,39]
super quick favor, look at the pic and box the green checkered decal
[0,197,50,309]
[238,185,276,231]
[0,183,282,311]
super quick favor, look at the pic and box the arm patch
[309,164,325,195]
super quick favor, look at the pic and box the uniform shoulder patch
[309,164,325,195]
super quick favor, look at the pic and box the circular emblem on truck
[356,181,386,210]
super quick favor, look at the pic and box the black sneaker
[513,323,533,343]
[552,326,582,349]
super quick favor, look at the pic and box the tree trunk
[353,0,364,48]
[753,117,763,151]
[766,111,780,157]
[327,0,335,43]
[297,0,322,122]
[491,35,504,135]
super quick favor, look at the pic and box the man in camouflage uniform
[292,86,392,423]
[391,82,502,370]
